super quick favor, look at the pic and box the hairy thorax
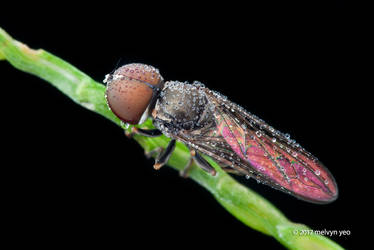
[152,81,214,137]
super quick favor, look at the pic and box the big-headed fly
[104,63,338,204]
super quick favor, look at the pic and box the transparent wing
[176,87,338,204]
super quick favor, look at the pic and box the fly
[104,63,338,204]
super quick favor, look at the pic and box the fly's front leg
[125,127,163,157]
[125,127,163,138]
[180,149,216,178]
[124,127,174,169]
[125,127,164,159]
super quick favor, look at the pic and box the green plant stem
[0,27,343,250]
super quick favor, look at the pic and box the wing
[174,87,338,204]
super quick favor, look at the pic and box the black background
[1,1,359,249]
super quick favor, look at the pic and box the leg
[153,139,176,170]
[221,166,240,174]
[124,127,165,159]
[144,147,163,159]
[180,149,216,177]
[193,151,216,176]
[179,150,195,178]
[124,127,175,170]
[125,127,163,138]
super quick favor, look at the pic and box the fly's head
[104,63,164,125]
[153,81,213,135]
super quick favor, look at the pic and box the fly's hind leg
[193,151,217,176]
[221,166,241,174]
[180,149,216,178]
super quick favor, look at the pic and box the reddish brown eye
[105,63,163,124]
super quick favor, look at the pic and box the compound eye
[105,63,163,124]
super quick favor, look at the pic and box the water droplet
[272,138,277,143]
[120,121,130,129]
[245,175,251,180]
[103,74,111,83]
[304,177,309,181]
[285,176,291,183]
[256,131,262,137]
[292,152,298,157]
[324,180,329,185]
[315,170,321,176]
[256,179,261,184]
[285,133,290,139]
